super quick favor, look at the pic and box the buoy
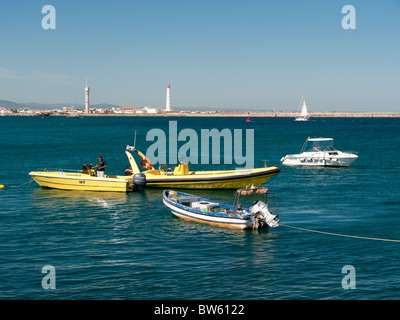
[140,157,153,169]
[246,112,251,122]
[0,185,4,189]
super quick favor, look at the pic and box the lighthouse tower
[84,79,90,114]
[165,84,172,112]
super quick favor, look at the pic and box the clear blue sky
[0,0,399,111]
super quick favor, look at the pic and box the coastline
[7,111,400,118]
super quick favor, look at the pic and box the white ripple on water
[88,198,117,210]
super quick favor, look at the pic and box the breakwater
[11,111,400,118]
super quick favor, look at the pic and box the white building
[0,107,12,115]
[63,107,74,112]
[144,106,161,114]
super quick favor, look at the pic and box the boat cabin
[301,138,337,153]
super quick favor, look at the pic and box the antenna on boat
[262,160,268,168]
[126,130,137,152]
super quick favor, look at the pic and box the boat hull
[145,166,280,189]
[280,153,358,167]
[29,171,131,192]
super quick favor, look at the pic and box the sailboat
[294,95,309,121]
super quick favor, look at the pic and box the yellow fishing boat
[29,145,280,192]
[125,145,280,189]
[29,169,132,192]
[29,150,146,192]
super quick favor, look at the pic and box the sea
[0,115,399,301]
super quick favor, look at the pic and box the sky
[0,0,399,112]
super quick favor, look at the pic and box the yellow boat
[29,168,133,192]
[29,145,280,192]
[29,150,146,192]
[125,145,280,189]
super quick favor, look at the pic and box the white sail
[295,95,309,121]
[300,96,308,117]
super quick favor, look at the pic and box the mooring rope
[9,179,34,188]
[280,223,400,243]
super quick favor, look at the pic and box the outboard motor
[132,173,146,192]
[249,200,280,228]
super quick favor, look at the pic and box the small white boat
[280,137,358,167]
[162,188,280,230]
[294,95,309,121]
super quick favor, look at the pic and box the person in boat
[93,155,107,178]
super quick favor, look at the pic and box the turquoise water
[1,116,399,300]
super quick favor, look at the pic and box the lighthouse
[165,84,172,112]
[84,79,90,114]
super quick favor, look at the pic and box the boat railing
[344,150,358,155]
[36,168,85,174]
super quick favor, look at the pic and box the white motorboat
[294,95,309,121]
[280,137,358,167]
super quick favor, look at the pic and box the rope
[9,179,34,188]
[280,223,400,243]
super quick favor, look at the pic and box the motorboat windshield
[301,138,335,153]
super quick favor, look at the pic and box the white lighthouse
[165,83,172,112]
[84,79,90,114]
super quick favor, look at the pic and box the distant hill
[0,100,122,110]
[0,100,24,109]
[22,102,122,109]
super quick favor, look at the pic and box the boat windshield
[301,138,335,152]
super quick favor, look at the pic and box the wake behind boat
[163,188,280,229]
[280,137,358,167]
